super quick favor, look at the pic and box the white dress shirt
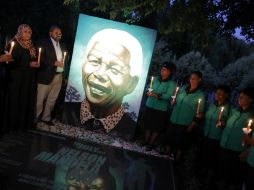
[50,37,64,72]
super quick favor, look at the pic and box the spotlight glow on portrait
[65,14,157,136]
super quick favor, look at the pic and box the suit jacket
[37,38,68,85]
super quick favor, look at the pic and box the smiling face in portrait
[82,41,138,107]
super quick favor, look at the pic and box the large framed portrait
[64,14,157,139]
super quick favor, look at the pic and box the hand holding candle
[242,119,253,146]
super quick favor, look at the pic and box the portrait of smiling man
[79,29,143,138]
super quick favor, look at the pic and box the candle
[37,47,42,64]
[171,86,179,102]
[62,51,67,63]
[174,86,179,97]
[247,119,253,131]
[242,119,253,146]
[171,86,180,105]
[149,76,154,92]
[196,98,202,114]
[9,41,15,55]
[218,107,224,122]
[216,106,224,128]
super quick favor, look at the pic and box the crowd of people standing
[139,63,254,190]
[0,24,69,135]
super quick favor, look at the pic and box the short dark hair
[240,87,254,100]
[216,85,231,95]
[49,25,61,32]
[191,71,202,79]
[161,61,176,73]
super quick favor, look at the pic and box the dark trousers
[218,147,245,188]
[199,137,220,170]
[245,163,254,190]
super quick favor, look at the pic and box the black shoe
[41,120,54,126]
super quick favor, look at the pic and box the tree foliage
[174,51,216,89]
[216,1,254,42]
[62,0,254,65]
[218,53,254,91]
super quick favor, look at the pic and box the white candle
[218,107,224,122]
[247,119,253,131]
[9,41,15,55]
[174,86,179,97]
[62,51,67,63]
[37,47,42,64]
[149,76,154,91]
[171,86,179,104]
[196,98,202,114]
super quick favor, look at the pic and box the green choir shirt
[170,86,205,126]
[146,76,176,111]
[220,108,252,152]
[204,102,230,140]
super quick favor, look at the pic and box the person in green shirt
[139,62,176,151]
[218,87,253,190]
[199,85,231,184]
[164,71,205,160]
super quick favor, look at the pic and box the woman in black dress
[3,24,39,132]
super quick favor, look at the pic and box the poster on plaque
[63,14,157,139]
[0,131,173,190]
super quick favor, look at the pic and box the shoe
[41,120,54,126]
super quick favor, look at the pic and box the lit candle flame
[9,41,15,55]
[149,76,154,92]
[196,98,202,114]
[62,51,67,63]
[248,119,253,128]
